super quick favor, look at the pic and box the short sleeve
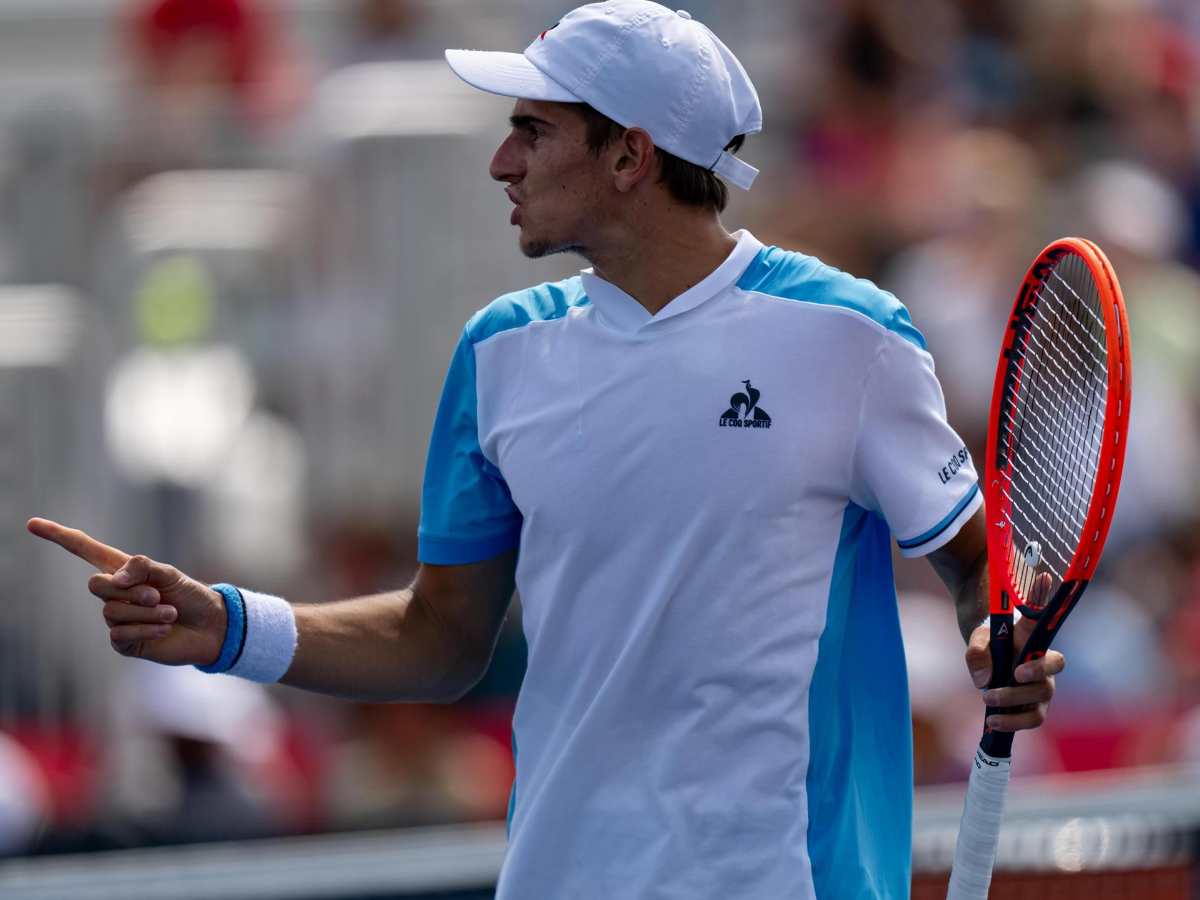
[417,330,522,564]
[850,332,982,557]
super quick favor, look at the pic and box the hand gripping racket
[945,238,1131,899]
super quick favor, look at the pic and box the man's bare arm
[28,517,516,703]
[926,506,988,643]
[283,553,517,702]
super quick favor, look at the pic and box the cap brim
[444,49,579,103]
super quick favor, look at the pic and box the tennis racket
[945,237,1132,899]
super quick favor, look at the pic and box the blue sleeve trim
[896,483,981,550]
[196,583,246,674]
[418,529,521,565]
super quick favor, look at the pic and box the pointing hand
[27,518,226,667]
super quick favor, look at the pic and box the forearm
[927,507,989,643]
[953,561,988,644]
[281,588,486,703]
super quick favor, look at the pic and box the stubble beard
[520,235,585,260]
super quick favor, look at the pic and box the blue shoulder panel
[418,277,588,565]
[736,246,926,350]
[466,276,590,344]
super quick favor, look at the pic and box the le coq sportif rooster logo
[719,380,772,429]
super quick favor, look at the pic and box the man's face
[489,99,611,259]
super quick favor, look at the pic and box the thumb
[1014,611,1036,656]
[112,555,183,591]
[965,623,991,689]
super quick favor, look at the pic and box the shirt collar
[580,229,763,334]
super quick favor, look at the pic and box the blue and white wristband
[196,583,298,683]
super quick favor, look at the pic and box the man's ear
[611,127,657,193]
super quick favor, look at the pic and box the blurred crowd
[0,0,1197,857]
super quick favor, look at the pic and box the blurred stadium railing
[912,764,1200,899]
[2,765,1197,900]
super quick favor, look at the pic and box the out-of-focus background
[0,0,1197,897]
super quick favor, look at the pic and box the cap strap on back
[711,151,758,190]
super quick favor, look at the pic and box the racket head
[983,238,1131,628]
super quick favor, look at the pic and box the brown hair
[575,104,746,214]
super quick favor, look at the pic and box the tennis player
[30,2,1065,897]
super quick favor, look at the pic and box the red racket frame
[980,237,1131,755]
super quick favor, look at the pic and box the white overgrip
[946,748,1012,900]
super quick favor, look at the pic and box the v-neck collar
[580,230,763,335]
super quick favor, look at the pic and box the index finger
[1014,650,1065,683]
[27,518,131,574]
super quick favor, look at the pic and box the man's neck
[588,214,738,316]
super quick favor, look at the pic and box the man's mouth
[506,189,522,226]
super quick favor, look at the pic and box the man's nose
[490,133,522,183]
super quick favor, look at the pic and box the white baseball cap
[445,1,763,190]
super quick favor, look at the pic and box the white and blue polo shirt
[418,230,981,899]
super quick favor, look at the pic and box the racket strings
[1000,251,1108,608]
[1001,361,1104,511]
[1004,304,1106,523]
[1000,364,1093,588]
[1009,254,1106,598]
[1007,258,1105,599]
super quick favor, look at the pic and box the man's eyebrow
[510,114,555,130]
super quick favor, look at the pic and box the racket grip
[946,748,1012,900]
[980,611,1016,759]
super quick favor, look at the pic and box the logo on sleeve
[719,380,772,429]
[939,445,970,483]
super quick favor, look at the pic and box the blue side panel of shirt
[808,504,912,900]
[417,277,590,565]
[735,245,926,350]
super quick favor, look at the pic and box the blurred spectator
[901,591,977,785]
[0,731,50,855]
[778,0,960,270]
[324,703,514,830]
[336,0,434,67]
[115,0,307,178]
[1165,557,1200,705]
[1051,584,1173,718]
[948,0,1027,124]
[1075,160,1200,547]
[98,662,303,845]
[883,128,1045,450]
